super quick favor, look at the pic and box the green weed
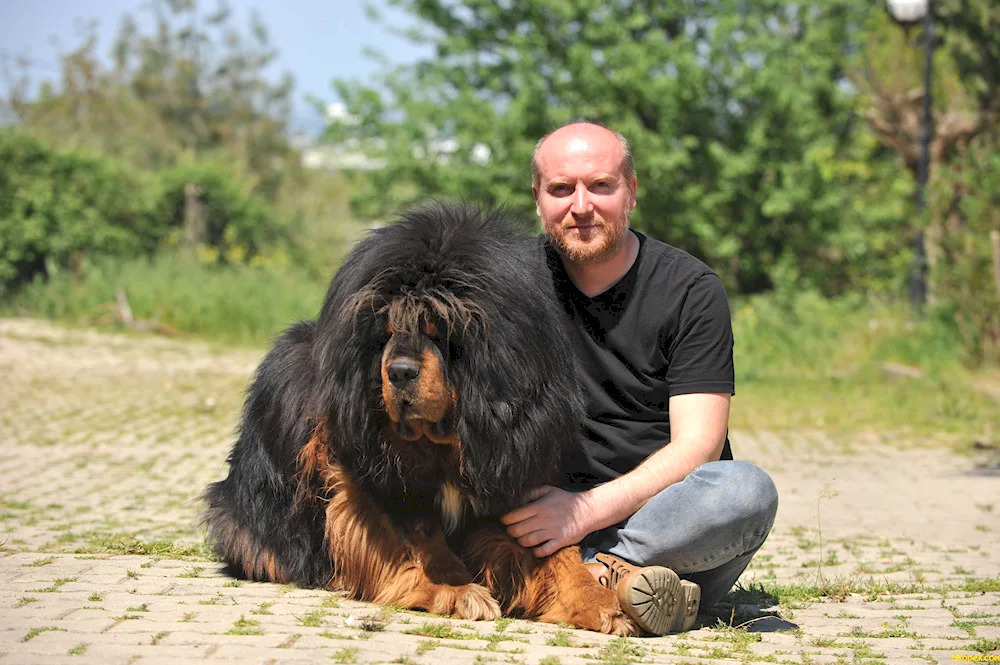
[23,626,65,641]
[226,615,262,636]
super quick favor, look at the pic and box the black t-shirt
[540,231,735,489]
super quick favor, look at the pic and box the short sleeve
[664,274,735,397]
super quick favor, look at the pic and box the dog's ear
[315,310,384,466]
[453,307,584,517]
[311,236,388,476]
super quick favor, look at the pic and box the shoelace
[594,556,636,589]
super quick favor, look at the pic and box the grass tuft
[23,626,66,642]
[226,615,262,636]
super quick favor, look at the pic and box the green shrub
[156,162,296,268]
[932,145,1000,366]
[0,129,160,291]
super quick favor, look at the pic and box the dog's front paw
[598,604,640,636]
[559,584,639,636]
[454,583,501,621]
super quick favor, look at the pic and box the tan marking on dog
[436,482,466,534]
[415,347,455,421]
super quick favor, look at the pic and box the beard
[547,204,632,265]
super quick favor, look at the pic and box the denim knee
[603,460,778,571]
[703,460,779,541]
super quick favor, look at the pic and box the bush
[0,129,160,291]
[932,145,1000,365]
[156,162,296,268]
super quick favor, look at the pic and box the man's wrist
[580,485,619,534]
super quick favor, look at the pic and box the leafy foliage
[937,1,1000,117]
[156,162,295,267]
[931,145,1000,364]
[332,0,908,295]
[1,1,361,282]
[0,131,298,291]
[0,129,160,291]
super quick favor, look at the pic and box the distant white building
[301,141,387,171]
[300,103,491,172]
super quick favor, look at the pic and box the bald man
[501,122,778,635]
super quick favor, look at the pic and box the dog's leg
[202,505,292,583]
[463,524,637,636]
[324,466,500,621]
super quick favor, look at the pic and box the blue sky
[0,1,431,133]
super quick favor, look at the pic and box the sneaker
[586,552,700,635]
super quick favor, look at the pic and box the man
[501,122,778,636]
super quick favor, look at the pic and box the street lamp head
[886,0,930,26]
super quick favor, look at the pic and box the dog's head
[313,202,585,515]
[376,294,475,446]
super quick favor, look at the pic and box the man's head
[531,122,637,264]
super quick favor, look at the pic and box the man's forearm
[581,437,721,534]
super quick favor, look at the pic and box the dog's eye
[426,331,453,356]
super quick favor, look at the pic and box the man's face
[533,125,637,265]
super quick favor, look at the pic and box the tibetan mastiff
[203,202,635,635]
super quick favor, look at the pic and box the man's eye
[550,185,571,195]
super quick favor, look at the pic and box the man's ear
[629,177,638,209]
[532,186,541,217]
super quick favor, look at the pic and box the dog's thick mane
[334,203,523,338]
[347,283,483,342]
[311,202,584,519]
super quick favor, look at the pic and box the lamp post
[886,0,933,312]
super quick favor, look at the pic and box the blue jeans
[579,461,778,609]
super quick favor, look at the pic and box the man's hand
[501,486,597,558]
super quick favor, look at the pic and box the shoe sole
[616,566,687,635]
[673,580,700,633]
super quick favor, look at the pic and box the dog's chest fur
[388,437,471,534]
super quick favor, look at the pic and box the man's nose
[570,183,592,214]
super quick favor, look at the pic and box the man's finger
[526,485,553,502]
[516,530,547,549]
[500,504,535,526]
[533,540,560,558]
[505,520,534,539]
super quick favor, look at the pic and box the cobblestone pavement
[1,318,998,665]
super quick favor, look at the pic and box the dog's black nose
[387,358,421,386]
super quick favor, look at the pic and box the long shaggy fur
[202,202,636,634]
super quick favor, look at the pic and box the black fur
[203,201,584,587]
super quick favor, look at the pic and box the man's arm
[502,391,731,557]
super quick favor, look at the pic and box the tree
[332,0,907,295]
[3,0,296,200]
[853,0,1000,362]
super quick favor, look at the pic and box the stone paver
[1,317,998,664]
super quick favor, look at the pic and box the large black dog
[203,202,635,634]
